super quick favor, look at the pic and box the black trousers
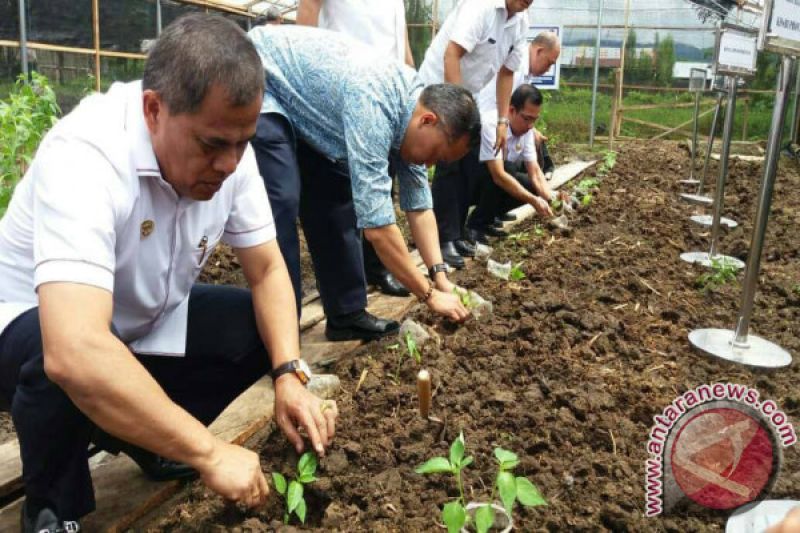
[431,159,475,243]
[468,158,533,230]
[252,113,367,318]
[0,284,271,521]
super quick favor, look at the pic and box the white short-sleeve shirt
[0,81,275,355]
[478,110,536,164]
[318,0,407,63]
[418,0,528,95]
[477,44,529,112]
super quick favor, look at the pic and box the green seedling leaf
[475,504,495,533]
[442,501,467,533]
[286,480,304,513]
[497,471,517,514]
[509,262,526,281]
[298,473,318,484]
[550,197,562,211]
[272,472,287,495]
[494,447,520,470]
[295,497,307,524]
[582,194,592,206]
[450,432,465,467]
[297,451,317,478]
[460,456,474,469]
[387,343,400,350]
[415,457,453,474]
[516,476,547,507]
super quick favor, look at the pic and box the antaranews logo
[645,383,796,517]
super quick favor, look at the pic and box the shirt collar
[125,81,162,179]
[494,0,525,28]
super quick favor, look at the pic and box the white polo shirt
[478,110,535,164]
[418,0,528,95]
[477,43,530,112]
[318,0,407,63]
[0,81,275,356]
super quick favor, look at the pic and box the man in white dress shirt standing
[418,0,533,268]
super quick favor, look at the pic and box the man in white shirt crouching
[0,14,336,532]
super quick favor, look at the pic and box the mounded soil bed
[136,143,800,530]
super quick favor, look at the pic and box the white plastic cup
[487,259,511,280]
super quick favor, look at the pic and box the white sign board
[715,26,759,77]
[525,24,562,90]
[761,0,800,55]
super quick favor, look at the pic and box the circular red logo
[670,406,778,510]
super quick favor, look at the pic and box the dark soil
[147,141,800,532]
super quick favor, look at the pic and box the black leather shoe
[367,271,410,297]
[465,227,489,245]
[485,226,509,238]
[21,502,80,533]
[499,212,517,222]
[454,239,476,257]
[440,241,466,269]
[326,310,400,341]
[91,429,197,482]
[492,218,504,229]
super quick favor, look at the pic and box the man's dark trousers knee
[252,113,367,318]
[468,159,532,231]
[0,284,271,521]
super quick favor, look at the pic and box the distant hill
[563,36,708,61]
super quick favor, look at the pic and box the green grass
[541,86,777,144]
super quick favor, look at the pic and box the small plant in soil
[416,432,546,533]
[390,331,422,381]
[453,287,478,310]
[696,257,739,292]
[507,231,530,243]
[596,150,617,177]
[533,224,545,237]
[550,196,562,211]
[793,284,800,296]
[509,262,526,282]
[272,452,318,525]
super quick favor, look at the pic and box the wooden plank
[651,107,715,141]
[0,441,21,501]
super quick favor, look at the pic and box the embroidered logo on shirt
[141,220,155,238]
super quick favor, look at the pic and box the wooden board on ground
[0,440,21,500]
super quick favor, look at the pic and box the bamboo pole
[92,0,100,91]
[0,40,146,59]
[741,97,750,141]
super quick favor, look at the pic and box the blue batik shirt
[248,25,432,229]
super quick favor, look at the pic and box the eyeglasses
[519,112,539,125]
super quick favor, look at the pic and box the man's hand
[198,440,270,508]
[433,274,456,294]
[531,196,554,218]
[534,129,548,147]
[494,123,509,155]
[427,289,470,322]
[274,375,338,457]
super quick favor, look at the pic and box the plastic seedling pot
[487,259,511,280]
[454,287,493,321]
[474,242,493,260]
[461,502,513,533]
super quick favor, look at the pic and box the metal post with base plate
[690,0,797,368]
[680,24,758,268]
[680,68,708,186]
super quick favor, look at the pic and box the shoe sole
[325,326,400,342]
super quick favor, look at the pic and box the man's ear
[142,90,163,133]
[420,111,439,127]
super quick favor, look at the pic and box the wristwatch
[497,117,510,126]
[271,359,312,385]
[429,263,448,278]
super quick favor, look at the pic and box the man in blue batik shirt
[248,26,479,340]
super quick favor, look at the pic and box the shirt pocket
[191,226,225,271]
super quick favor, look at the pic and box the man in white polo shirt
[435,84,556,249]
[295,0,414,297]
[0,15,336,532]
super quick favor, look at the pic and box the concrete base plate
[690,328,792,368]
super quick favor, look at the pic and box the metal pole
[708,76,737,258]
[791,61,800,146]
[697,89,725,193]
[688,90,702,181]
[589,0,604,148]
[733,57,796,346]
[156,0,163,35]
[18,0,29,79]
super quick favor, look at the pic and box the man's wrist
[497,117,509,127]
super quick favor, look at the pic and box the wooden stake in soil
[417,369,431,419]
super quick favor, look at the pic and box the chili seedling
[453,287,477,310]
[415,433,546,533]
[390,331,422,381]
[509,262,526,282]
[272,452,318,524]
[696,257,739,292]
